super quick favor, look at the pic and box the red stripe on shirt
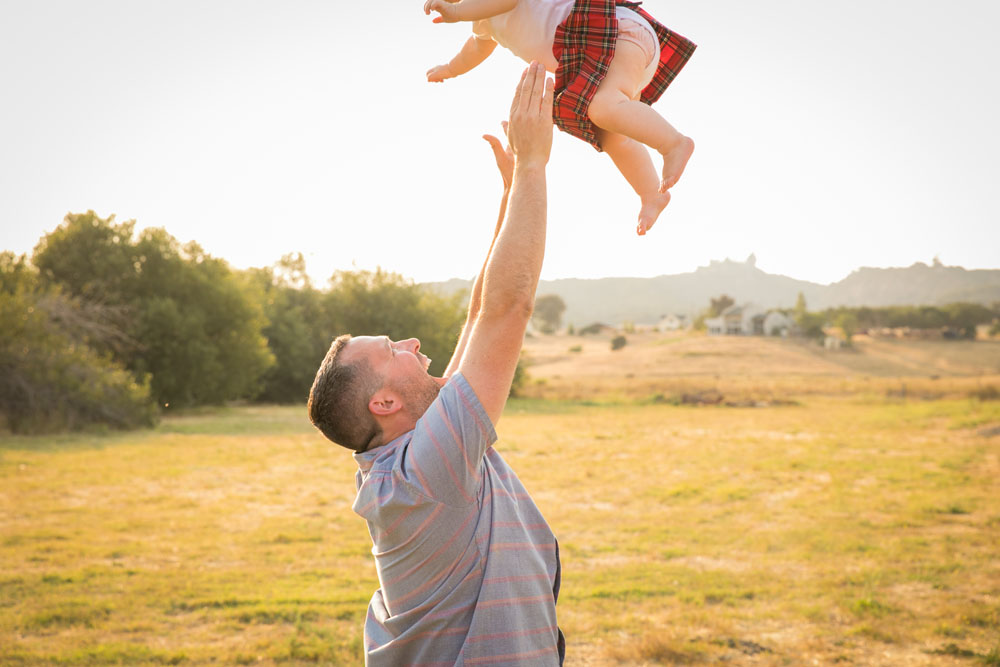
[426,425,474,503]
[466,624,559,644]
[383,504,479,587]
[463,644,559,664]
[436,398,480,482]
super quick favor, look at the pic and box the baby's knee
[587,92,619,127]
[595,129,629,151]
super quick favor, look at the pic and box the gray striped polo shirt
[352,373,563,666]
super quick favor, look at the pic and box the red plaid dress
[552,0,696,151]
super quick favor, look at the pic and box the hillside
[821,262,1000,307]
[518,331,1000,402]
[424,258,1000,327]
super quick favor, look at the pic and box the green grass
[1,397,999,665]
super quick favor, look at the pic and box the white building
[706,303,784,336]
[763,311,794,337]
[658,313,690,331]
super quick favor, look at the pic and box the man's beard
[398,374,442,421]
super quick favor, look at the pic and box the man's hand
[506,62,554,169]
[454,62,550,425]
[424,0,462,23]
[483,121,513,190]
[426,63,455,83]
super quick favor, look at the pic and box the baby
[424,0,696,235]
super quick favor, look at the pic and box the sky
[1,0,998,286]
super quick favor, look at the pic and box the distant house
[706,303,787,336]
[658,313,689,331]
[763,311,794,337]
[822,326,847,349]
[722,303,764,335]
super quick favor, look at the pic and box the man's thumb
[483,134,503,154]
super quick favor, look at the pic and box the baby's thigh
[601,38,654,100]
[614,18,659,96]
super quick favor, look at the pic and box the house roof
[722,304,744,316]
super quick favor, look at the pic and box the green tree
[0,286,156,433]
[0,252,36,294]
[798,312,826,340]
[32,212,274,407]
[611,335,627,351]
[794,292,808,323]
[710,294,735,317]
[131,233,273,406]
[942,302,993,339]
[532,294,566,334]
[32,211,138,301]
[323,269,464,377]
[835,311,858,345]
[793,293,827,339]
[244,255,330,403]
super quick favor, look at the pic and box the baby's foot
[637,190,671,236]
[659,136,695,192]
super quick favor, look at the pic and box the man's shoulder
[416,373,496,442]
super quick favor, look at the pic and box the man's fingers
[509,66,529,118]
[501,120,509,136]
[484,133,512,162]
[542,77,555,119]
[508,62,553,165]
[530,68,552,116]
[534,64,547,111]
[483,134,503,154]
[522,62,544,112]
[519,63,539,109]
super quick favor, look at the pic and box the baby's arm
[427,34,497,82]
[424,0,518,24]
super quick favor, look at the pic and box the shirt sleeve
[472,19,494,41]
[399,373,497,506]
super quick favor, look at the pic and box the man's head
[308,334,444,452]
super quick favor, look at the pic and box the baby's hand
[426,64,454,82]
[424,0,462,23]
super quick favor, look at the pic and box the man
[308,63,563,665]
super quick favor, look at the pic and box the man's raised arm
[456,62,554,424]
[443,125,513,380]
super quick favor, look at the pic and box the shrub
[0,288,156,433]
[509,354,529,397]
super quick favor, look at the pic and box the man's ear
[369,389,402,417]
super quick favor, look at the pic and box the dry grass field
[520,331,1000,403]
[2,333,999,665]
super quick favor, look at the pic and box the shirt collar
[352,431,411,472]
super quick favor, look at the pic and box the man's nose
[405,338,421,353]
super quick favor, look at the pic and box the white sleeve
[472,19,494,41]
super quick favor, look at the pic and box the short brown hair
[308,334,383,452]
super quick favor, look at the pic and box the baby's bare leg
[588,39,694,191]
[597,128,670,236]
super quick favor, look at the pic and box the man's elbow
[480,292,534,325]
